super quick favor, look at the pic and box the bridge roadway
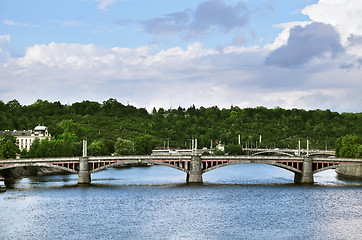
[1,155,361,184]
[243,148,335,157]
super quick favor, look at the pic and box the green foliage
[225,144,245,155]
[213,148,225,155]
[57,120,85,140]
[134,134,155,155]
[0,134,18,159]
[114,138,133,155]
[88,139,109,156]
[26,138,41,157]
[23,134,82,158]
[335,135,362,158]
[1,99,362,157]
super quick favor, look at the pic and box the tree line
[0,98,362,159]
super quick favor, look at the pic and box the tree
[225,144,245,155]
[3,98,362,156]
[57,120,85,140]
[6,99,21,111]
[0,134,18,159]
[134,134,155,155]
[88,139,109,156]
[27,138,41,158]
[335,135,361,158]
[114,138,133,155]
[213,148,225,155]
[39,138,53,157]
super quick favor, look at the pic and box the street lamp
[166,138,170,150]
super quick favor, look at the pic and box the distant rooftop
[34,126,47,131]
[0,125,49,137]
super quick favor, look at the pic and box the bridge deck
[0,155,361,175]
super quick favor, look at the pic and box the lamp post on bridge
[166,138,170,150]
[298,140,301,156]
[307,139,309,157]
[190,138,197,156]
[82,138,87,157]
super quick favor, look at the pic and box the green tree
[213,148,225,155]
[27,138,41,158]
[88,139,109,156]
[38,138,51,157]
[54,132,81,157]
[335,135,361,158]
[225,144,245,155]
[135,134,155,155]
[57,119,85,140]
[0,134,18,159]
[114,138,133,155]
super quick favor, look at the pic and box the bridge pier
[294,157,314,184]
[187,156,203,183]
[78,157,91,184]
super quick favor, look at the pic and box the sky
[1,0,362,112]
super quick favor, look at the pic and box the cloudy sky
[1,0,362,112]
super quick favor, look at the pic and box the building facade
[0,126,51,151]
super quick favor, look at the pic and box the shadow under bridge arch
[89,159,190,174]
[0,163,78,174]
[201,160,303,174]
[252,151,295,157]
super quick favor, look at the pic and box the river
[1,164,361,240]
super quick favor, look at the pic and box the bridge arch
[308,153,334,157]
[312,162,360,174]
[202,161,302,174]
[90,160,189,174]
[0,163,78,174]
[313,165,338,174]
[252,151,295,157]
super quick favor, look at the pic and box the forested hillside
[1,98,362,157]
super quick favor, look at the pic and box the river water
[1,164,361,240]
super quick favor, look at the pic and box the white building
[0,126,51,151]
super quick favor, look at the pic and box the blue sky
[1,0,362,112]
[1,0,314,52]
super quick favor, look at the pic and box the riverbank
[336,164,362,179]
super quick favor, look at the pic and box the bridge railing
[0,157,80,164]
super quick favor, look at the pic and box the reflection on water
[1,164,361,240]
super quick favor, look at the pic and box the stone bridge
[243,148,335,157]
[1,155,361,185]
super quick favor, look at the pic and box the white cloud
[50,20,83,26]
[1,37,362,112]
[0,35,13,62]
[95,0,122,10]
[3,20,19,26]
[265,22,344,68]
[266,0,362,69]
[302,0,362,46]
[267,21,311,50]
[2,20,37,27]
[141,0,250,39]
[3,0,362,112]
